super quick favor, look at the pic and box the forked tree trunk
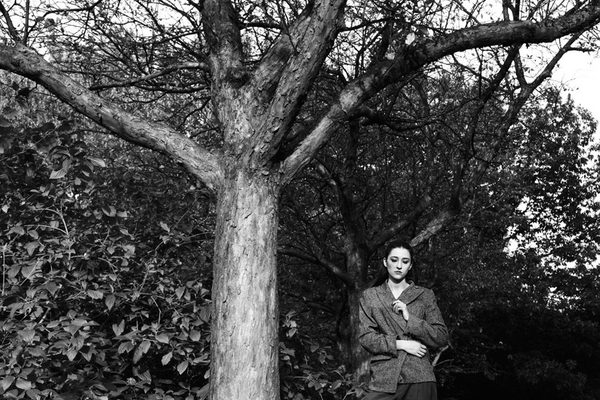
[210,169,281,400]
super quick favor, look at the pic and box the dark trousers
[364,382,437,400]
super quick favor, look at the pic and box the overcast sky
[553,51,600,133]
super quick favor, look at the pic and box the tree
[279,31,589,380]
[2,1,600,399]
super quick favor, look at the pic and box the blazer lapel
[399,284,424,305]
[374,283,408,333]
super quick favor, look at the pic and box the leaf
[155,333,170,344]
[7,265,20,279]
[161,351,173,366]
[88,157,106,167]
[135,369,152,383]
[405,32,416,45]
[81,350,92,362]
[21,263,38,279]
[47,320,60,329]
[122,244,135,257]
[24,241,39,256]
[8,225,25,235]
[176,360,189,375]
[66,348,78,361]
[159,222,170,232]
[87,289,104,300]
[199,306,211,323]
[26,389,41,400]
[189,330,201,342]
[112,320,125,336]
[15,378,32,390]
[105,294,116,310]
[133,340,151,364]
[102,206,116,217]
[71,318,89,327]
[1,376,15,391]
[118,341,135,354]
[175,287,185,299]
[140,339,151,354]
[18,329,36,343]
[49,168,67,180]
[26,287,38,298]
[43,282,60,295]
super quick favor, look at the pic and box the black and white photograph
[1,1,599,399]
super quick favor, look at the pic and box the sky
[552,51,600,131]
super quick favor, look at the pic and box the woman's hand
[392,300,409,321]
[396,339,427,358]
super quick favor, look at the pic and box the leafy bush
[1,104,213,399]
[279,311,361,400]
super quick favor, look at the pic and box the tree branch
[473,32,584,180]
[280,3,600,184]
[201,0,245,87]
[279,246,356,289]
[0,1,22,42]
[410,208,458,248]
[247,0,346,164]
[370,195,432,250]
[0,44,223,191]
[88,62,210,91]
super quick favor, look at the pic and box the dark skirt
[363,382,437,400]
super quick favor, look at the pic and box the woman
[359,241,449,400]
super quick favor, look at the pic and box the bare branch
[472,32,584,184]
[410,208,458,248]
[28,0,104,34]
[89,62,210,91]
[370,195,432,250]
[0,1,22,42]
[279,246,356,289]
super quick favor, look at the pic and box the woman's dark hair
[372,240,416,286]
[383,240,414,261]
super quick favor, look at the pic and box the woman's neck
[387,278,410,297]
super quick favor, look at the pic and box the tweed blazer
[358,282,449,393]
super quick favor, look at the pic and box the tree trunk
[210,169,281,400]
[347,288,370,384]
[339,246,371,384]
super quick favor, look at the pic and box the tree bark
[210,168,281,400]
[342,245,370,384]
[346,287,370,384]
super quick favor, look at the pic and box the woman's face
[384,247,412,283]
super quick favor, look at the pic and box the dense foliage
[1,85,215,399]
[1,1,600,398]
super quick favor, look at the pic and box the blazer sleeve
[405,289,449,349]
[358,292,398,357]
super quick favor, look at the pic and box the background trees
[2,1,600,399]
